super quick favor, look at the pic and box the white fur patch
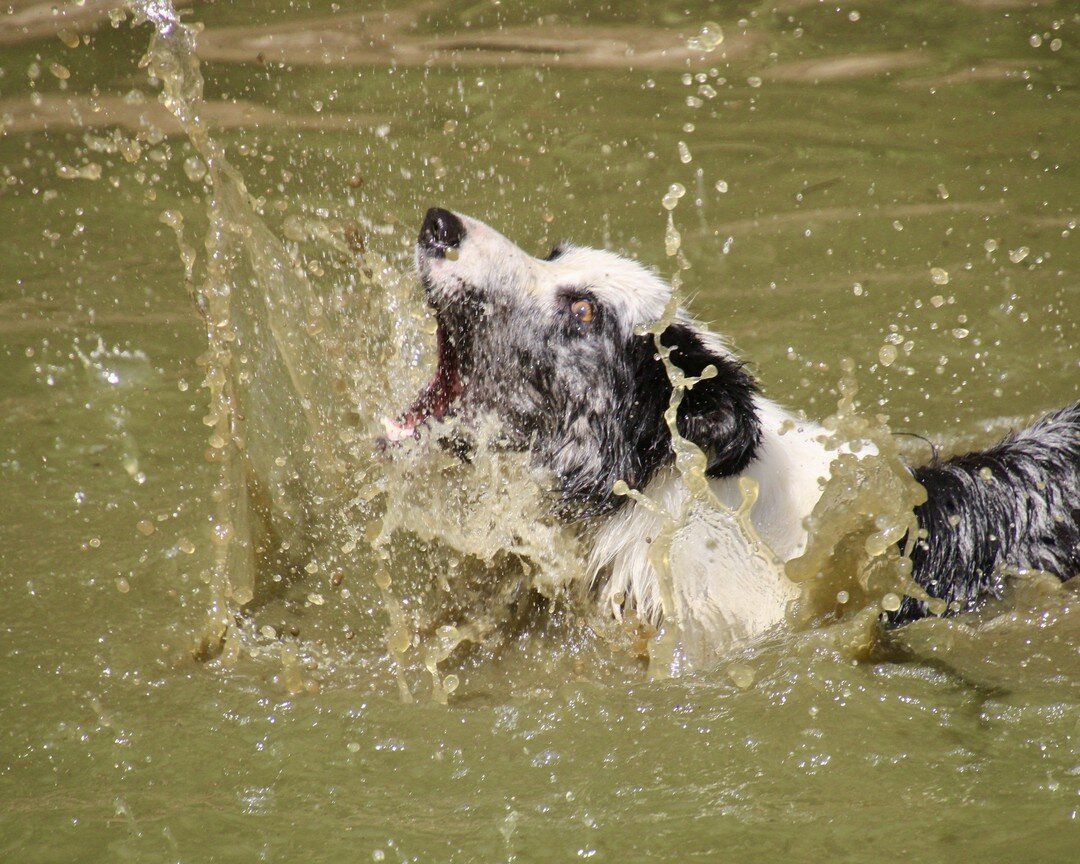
[589,398,842,651]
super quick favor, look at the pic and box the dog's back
[898,402,1080,622]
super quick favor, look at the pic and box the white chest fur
[587,399,840,653]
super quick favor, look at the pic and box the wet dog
[384,208,1080,647]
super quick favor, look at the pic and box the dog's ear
[659,322,762,477]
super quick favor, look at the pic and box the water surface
[1,1,1077,861]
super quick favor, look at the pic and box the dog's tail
[894,401,1080,623]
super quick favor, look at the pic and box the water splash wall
[126,0,597,692]
[131,0,359,656]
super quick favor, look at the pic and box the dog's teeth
[381,416,414,442]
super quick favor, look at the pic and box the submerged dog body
[386,208,1080,649]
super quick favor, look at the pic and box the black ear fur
[659,323,762,478]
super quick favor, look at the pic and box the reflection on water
[0,0,1077,860]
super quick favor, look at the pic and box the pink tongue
[381,321,462,444]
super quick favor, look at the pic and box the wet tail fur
[894,402,1080,623]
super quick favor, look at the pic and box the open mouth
[382,315,464,442]
[381,207,469,443]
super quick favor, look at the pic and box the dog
[383,207,1080,650]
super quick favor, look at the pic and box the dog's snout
[420,207,465,255]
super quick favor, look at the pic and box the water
[1,1,1078,860]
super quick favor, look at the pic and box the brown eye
[570,299,594,324]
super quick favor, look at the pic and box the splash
[785,359,941,631]
[126,0,595,697]
[123,0,950,694]
[73,338,155,486]
[129,0,363,658]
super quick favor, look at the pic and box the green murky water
[2,1,1078,861]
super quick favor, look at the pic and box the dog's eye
[570,299,594,324]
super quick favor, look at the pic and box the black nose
[419,207,465,254]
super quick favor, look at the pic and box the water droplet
[878,344,898,366]
[1008,246,1029,263]
[881,592,901,612]
[1029,34,1043,48]
[715,179,728,193]
[661,182,686,211]
[687,21,724,52]
[747,75,763,88]
[665,215,682,257]
[57,163,102,180]
[136,519,155,536]
[677,141,692,164]
[183,156,206,182]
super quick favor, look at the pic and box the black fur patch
[436,302,763,520]
[893,401,1080,623]
[550,323,761,519]
[659,323,762,479]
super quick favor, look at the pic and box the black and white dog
[384,208,1080,648]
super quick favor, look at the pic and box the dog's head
[387,208,762,518]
